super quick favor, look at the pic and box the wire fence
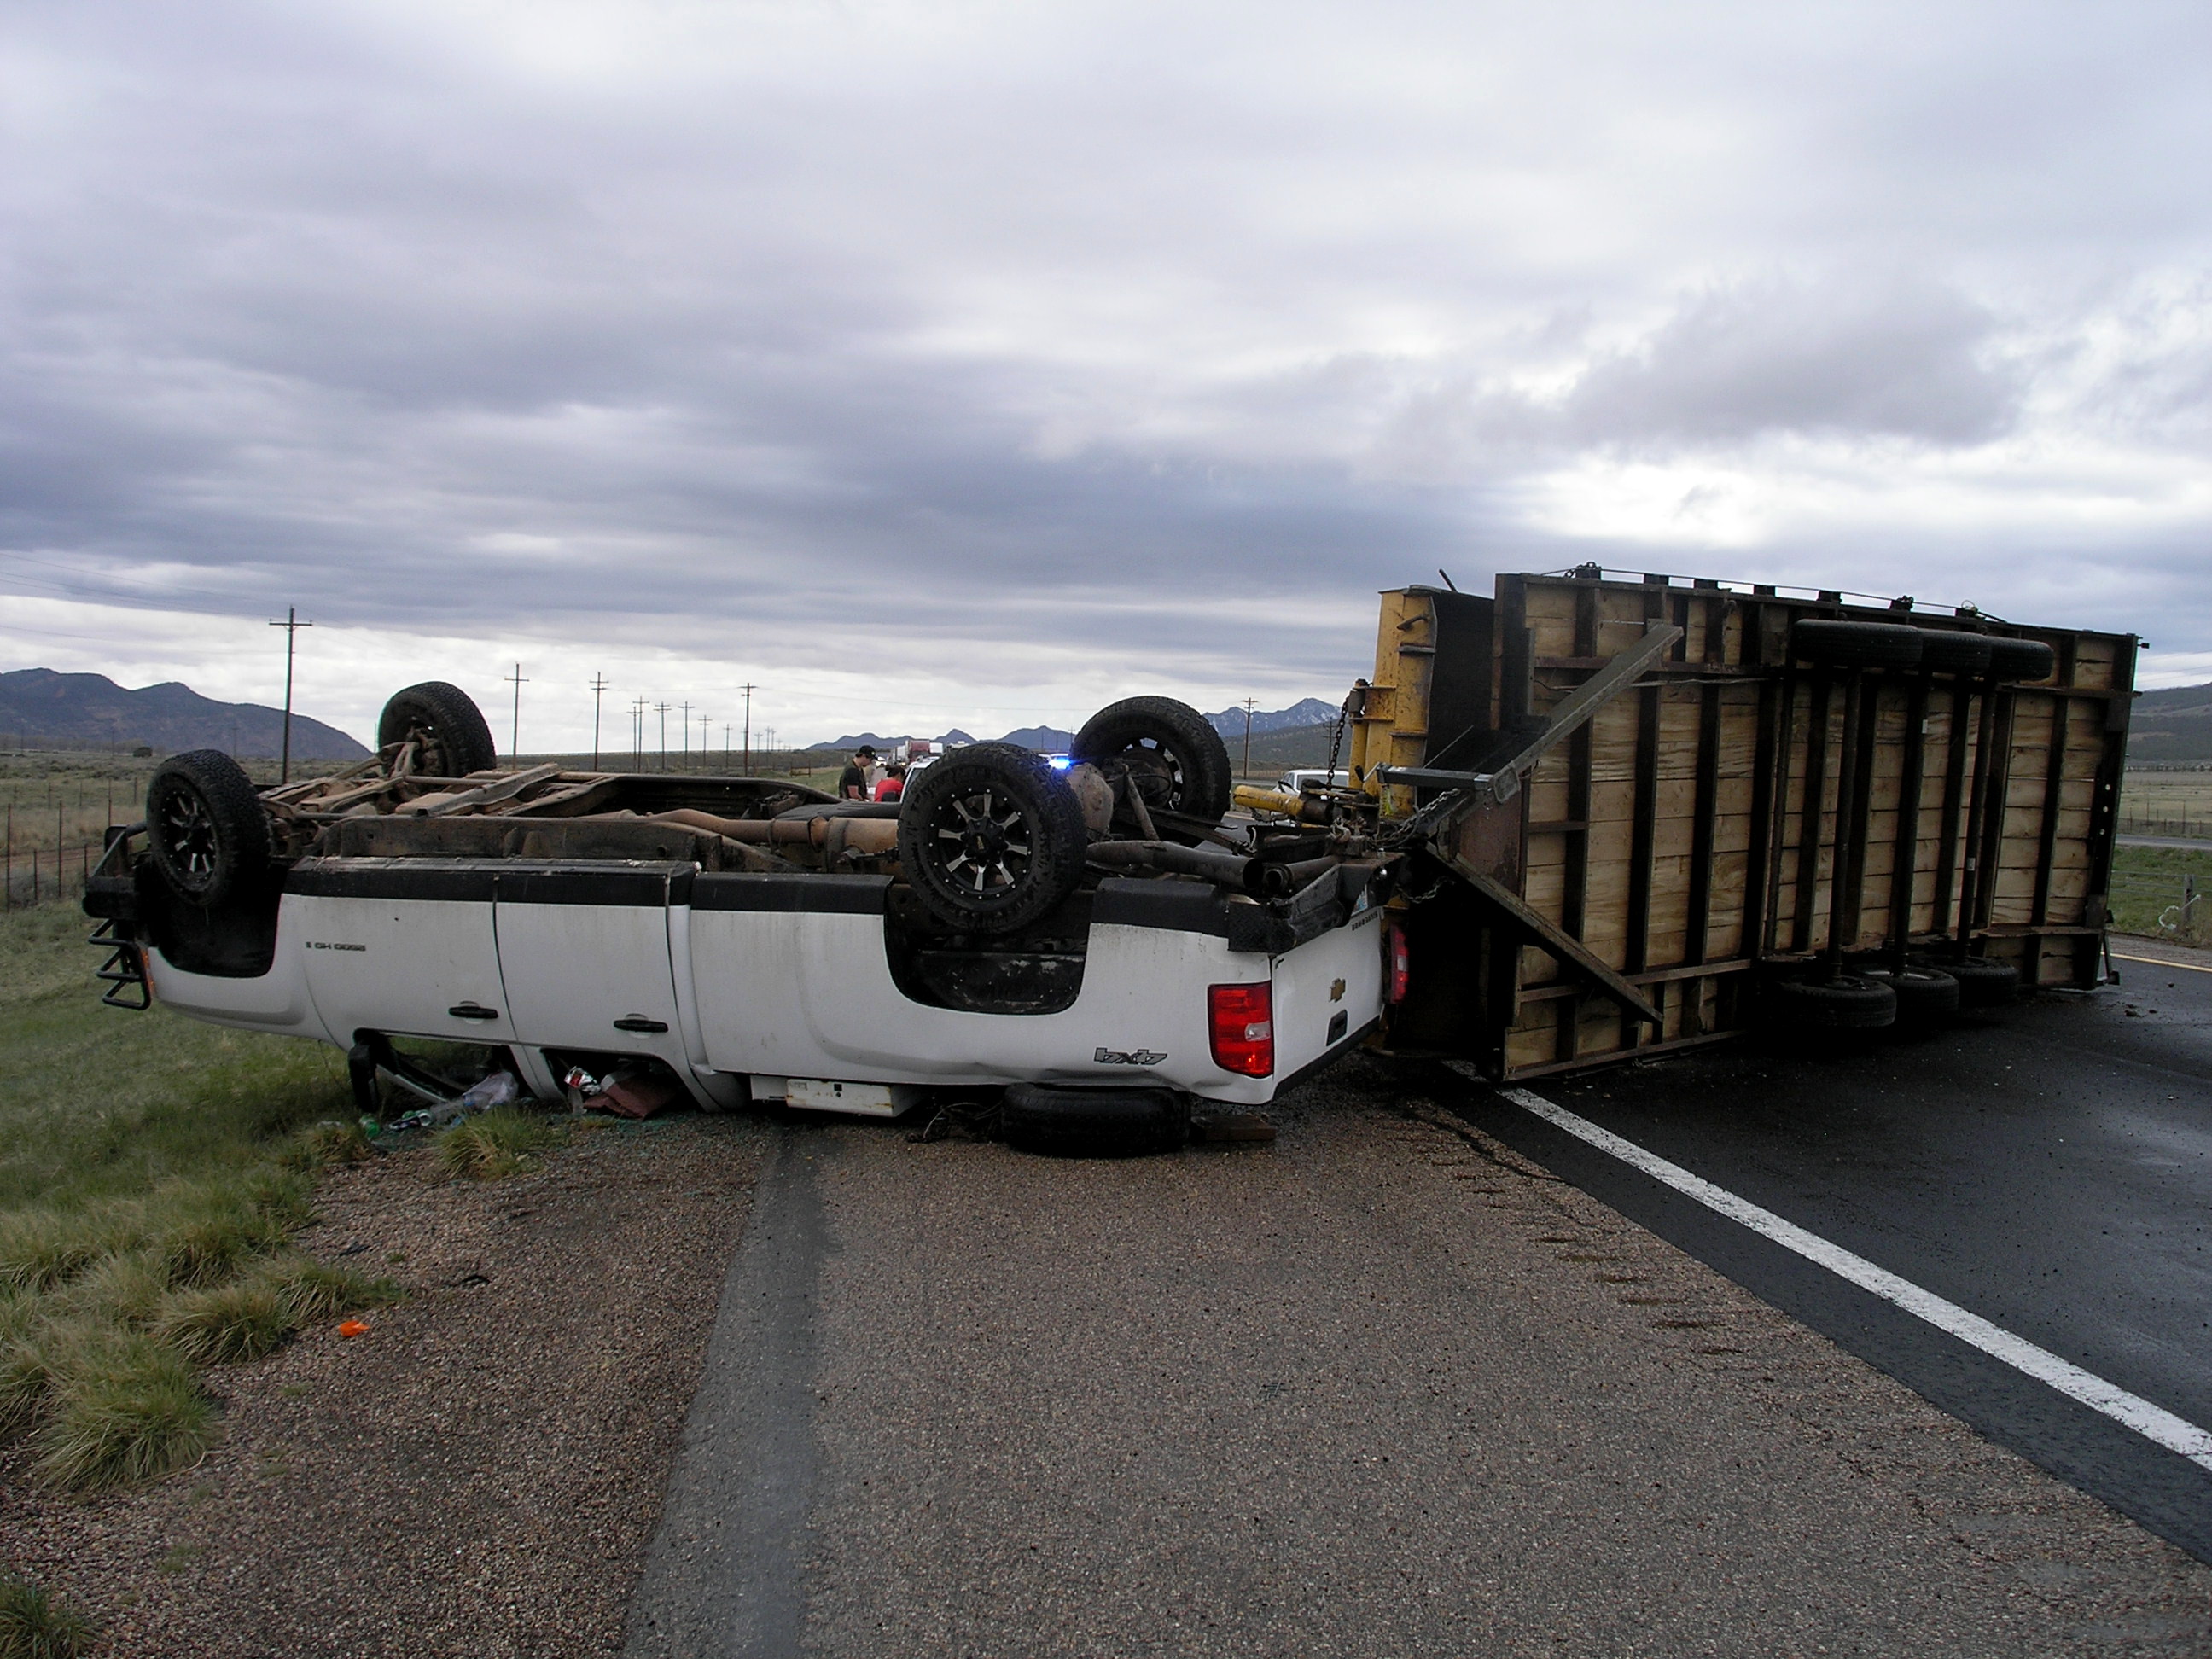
[2,836,106,911]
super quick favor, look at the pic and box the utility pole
[698,712,712,771]
[504,663,529,761]
[723,722,731,771]
[656,701,671,771]
[741,682,756,775]
[1240,696,1258,781]
[267,607,313,783]
[678,700,693,771]
[589,672,610,770]
[630,697,646,768]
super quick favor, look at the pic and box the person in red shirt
[872,763,907,803]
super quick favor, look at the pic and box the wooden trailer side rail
[1373,571,2136,1080]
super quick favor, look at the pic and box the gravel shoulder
[2,1115,764,1658]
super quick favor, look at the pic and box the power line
[268,607,314,783]
[589,672,610,771]
[504,663,529,762]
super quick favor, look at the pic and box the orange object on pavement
[338,1319,370,1338]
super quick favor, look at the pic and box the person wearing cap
[839,746,877,800]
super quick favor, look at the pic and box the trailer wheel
[1918,955,2019,1006]
[1761,973,1897,1030]
[1987,637,2057,683]
[147,749,271,907]
[1916,631,1994,676]
[1789,620,1926,671]
[896,742,1087,934]
[378,681,498,777]
[1072,696,1232,841]
[1000,1083,1189,1157]
[1855,965,1959,1022]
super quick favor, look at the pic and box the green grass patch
[0,899,404,1492]
[2109,844,2212,942]
[0,1567,96,1659]
[435,1106,563,1179]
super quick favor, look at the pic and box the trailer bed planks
[1375,570,2134,1080]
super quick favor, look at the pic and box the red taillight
[1208,981,1274,1077]
[1386,922,1410,1005]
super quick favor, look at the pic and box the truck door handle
[448,1002,500,1022]
[613,1015,670,1033]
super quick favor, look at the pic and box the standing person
[839,746,876,800]
[873,763,907,804]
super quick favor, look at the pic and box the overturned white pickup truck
[86,682,1393,1154]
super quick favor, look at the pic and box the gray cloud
[3,0,2211,740]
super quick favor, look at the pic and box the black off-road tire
[378,681,498,778]
[1917,954,2019,1006]
[1856,964,1960,1022]
[1000,1084,1189,1158]
[1916,631,1994,677]
[1072,696,1232,841]
[1761,972,1898,1030]
[147,749,271,907]
[1987,637,2057,683]
[896,742,1087,934]
[1790,620,1926,672]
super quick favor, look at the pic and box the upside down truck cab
[137,859,1388,1117]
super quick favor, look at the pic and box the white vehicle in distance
[1277,768,1349,794]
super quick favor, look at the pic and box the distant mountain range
[2131,682,2212,765]
[0,668,370,760]
[806,698,1338,755]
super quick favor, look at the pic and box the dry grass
[0,902,405,1493]
[435,1107,563,1180]
[0,1568,95,1659]
[276,1118,374,1173]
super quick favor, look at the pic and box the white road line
[1499,1085,2212,1476]
[2113,952,2212,978]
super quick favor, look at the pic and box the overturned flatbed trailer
[1363,568,2134,1080]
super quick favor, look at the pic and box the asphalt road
[626,1037,2212,1657]
[1452,940,2212,1565]
[2117,836,2212,852]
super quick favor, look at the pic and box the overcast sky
[3,1,2209,749]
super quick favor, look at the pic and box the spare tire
[1916,631,1994,676]
[1761,973,1897,1030]
[378,682,498,778]
[1987,637,2057,683]
[1790,620,1926,671]
[896,742,1087,934]
[1856,964,1960,1022]
[1072,696,1233,842]
[147,749,271,907]
[1001,1083,1189,1158]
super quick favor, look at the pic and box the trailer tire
[1987,637,2058,683]
[1000,1084,1189,1157]
[1790,620,1925,671]
[146,749,271,908]
[1855,964,1960,1022]
[897,742,1087,934]
[378,681,498,778]
[1915,631,1994,676]
[1761,973,1897,1030]
[1073,696,1232,841]
[1917,955,2019,1006]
